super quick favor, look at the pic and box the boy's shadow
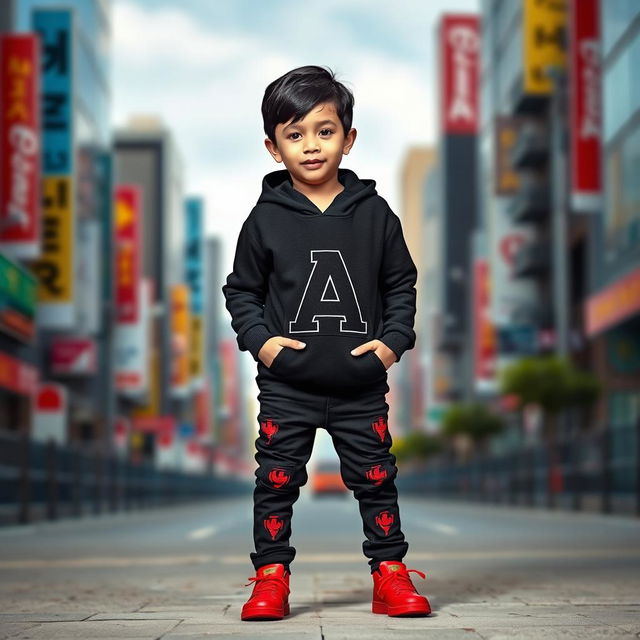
[287,587,437,618]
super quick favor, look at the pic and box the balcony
[508,71,549,116]
[512,240,550,278]
[511,121,549,169]
[509,300,553,328]
[507,180,550,224]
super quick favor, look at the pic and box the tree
[391,431,444,465]
[441,402,506,460]
[499,355,601,507]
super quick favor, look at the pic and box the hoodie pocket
[267,337,387,389]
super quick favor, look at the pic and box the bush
[441,402,505,444]
[391,431,444,463]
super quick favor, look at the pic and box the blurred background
[0,0,639,526]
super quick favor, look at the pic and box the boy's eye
[287,129,334,140]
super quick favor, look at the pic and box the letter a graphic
[289,250,367,335]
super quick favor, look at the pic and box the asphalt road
[1,488,639,639]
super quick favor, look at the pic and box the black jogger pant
[249,357,409,575]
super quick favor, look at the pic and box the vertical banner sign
[494,116,524,196]
[439,14,480,134]
[170,283,191,398]
[114,276,150,395]
[523,0,567,94]
[113,186,148,396]
[195,382,212,440]
[185,197,205,389]
[30,9,76,328]
[76,218,101,333]
[96,152,113,305]
[0,35,41,259]
[114,186,140,324]
[473,258,497,392]
[569,0,601,213]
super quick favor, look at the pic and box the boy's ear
[264,137,282,162]
[342,128,357,155]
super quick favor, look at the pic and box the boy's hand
[350,340,397,370]
[259,336,306,368]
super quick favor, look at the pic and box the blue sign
[185,197,204,314]
[32,9,73,175]
[497,325,538,355]
[178,422,195,439]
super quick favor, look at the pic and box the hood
[256,167,378,216]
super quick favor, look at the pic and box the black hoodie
[221,167,417,391]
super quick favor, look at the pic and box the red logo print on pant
[268,467,291,489]
[260,418,279,445]
[375,510,394,536]
[365,464,388,486]
[372,416,388,442]
[264,514,285,540]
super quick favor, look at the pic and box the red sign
[36,383,64,411]
[0,35,41,258]
[439,14,480,134]
[585,266,640,337]
[114,185,142,323]
[195,380,212,438]
[132,415,176,434]
[50,337,97,375]
[473,259,496,385]
[0,350,38,396]
[569,0,601,212]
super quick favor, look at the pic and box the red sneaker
[241,563,291,620]
[371,560,431,616]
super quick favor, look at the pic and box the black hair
[261,65,354,144]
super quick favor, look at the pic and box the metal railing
[0,431,252,526]
[396,422,640,517]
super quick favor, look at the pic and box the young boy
[222,65,431,620]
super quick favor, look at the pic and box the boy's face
[265,101,356,185]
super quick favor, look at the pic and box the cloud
[112,0,476,298]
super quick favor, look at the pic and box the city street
[0,491,639,639]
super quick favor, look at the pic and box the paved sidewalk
[1,496,639,639]
[1,558,639,639]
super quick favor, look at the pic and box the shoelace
[243,574,291,597]
[377,568,426,595]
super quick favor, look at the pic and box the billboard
[569,0,602,212]
[0,34,41,259]
[439,14,480,135]
[29,10,76,328]
[523,0,567,94]
[185,197,205,388]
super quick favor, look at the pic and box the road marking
[407,518,459,535]
[2,547,640,569]
[187,526,219,540]
[0,525,36,536]
[185,515,249,540]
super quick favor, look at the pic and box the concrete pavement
[0,494,639,638]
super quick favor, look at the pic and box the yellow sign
[189,314,204,379]
[132,348,160,417]
[523,0,567,94]
[31,176,73,302]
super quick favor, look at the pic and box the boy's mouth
[301,159,325,165]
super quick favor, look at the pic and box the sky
[111,0,480,283]
[111,0,480,459]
